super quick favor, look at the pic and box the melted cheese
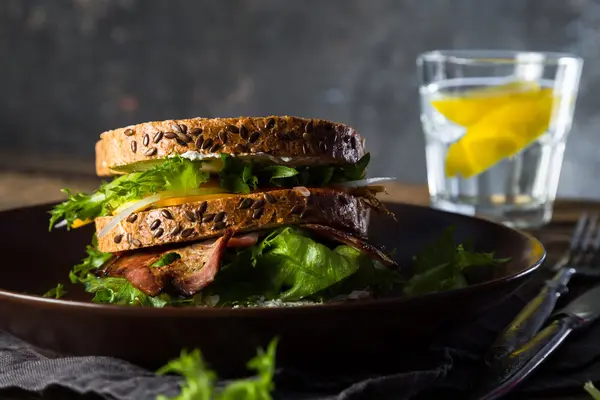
[110,189,234,216]
[72,218,93,228]
[150,193,237,209]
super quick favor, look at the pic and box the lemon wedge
[431,80,542,127]
[445,133,526,179]
[433,81,556,179]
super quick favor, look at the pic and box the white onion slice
[97,193,163,238]
[54,219,68,229]
[332,177,397,188]
[293,186,311,197]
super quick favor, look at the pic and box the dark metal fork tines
[565,212,600,267]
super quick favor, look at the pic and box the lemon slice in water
[433,80,556,179]
[445,132,526,179]
[431,80,542,127]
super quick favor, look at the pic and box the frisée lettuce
[49,156,210,230]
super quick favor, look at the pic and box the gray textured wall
[1,0,599,197]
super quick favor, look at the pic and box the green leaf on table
[157,348,216,400]
[217,338,278,399]
[585,381,600,400]
[156,338,278,400]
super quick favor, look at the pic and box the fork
[485,212,600,364]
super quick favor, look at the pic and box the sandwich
[49,116,400,307]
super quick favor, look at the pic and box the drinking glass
[417,50,583,228]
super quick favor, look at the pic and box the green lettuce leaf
[331,153,370,182]
[306,165,335,186]
[218,154,259,194]
[258,228,365,301]
[205,227,401,304]
[156,338,278,400]
[49,156,210,230]
[42,283,67,299]
[259,165,299,185]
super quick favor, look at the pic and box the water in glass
[421,75,577,228]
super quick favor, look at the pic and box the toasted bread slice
[95,188,369,253]
[96,116,366,176]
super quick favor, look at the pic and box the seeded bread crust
[95,188,369,253]
[95,116,366,176]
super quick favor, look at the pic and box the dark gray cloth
[1,273,599,400]
[0,332,181,399]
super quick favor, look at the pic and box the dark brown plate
[0,202,545,376]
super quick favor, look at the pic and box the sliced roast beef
[102,252,164,295]
[102,231,244,296]
[170,231,233,295]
